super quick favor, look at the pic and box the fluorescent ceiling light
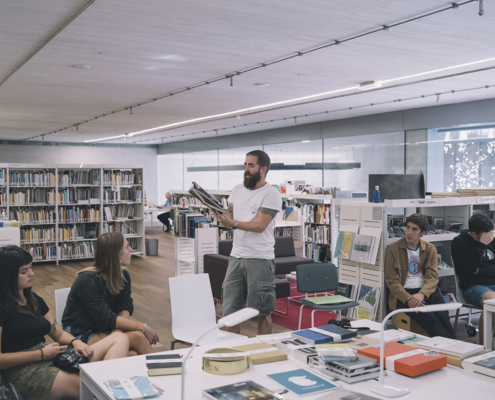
[87,56,495,143]
[382,56,495,84]
[302,140,310,143]
[358,81,382,90]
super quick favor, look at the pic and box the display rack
[1,164,145,264]
[336,196,495,322]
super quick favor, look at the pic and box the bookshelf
[1,164,145,263]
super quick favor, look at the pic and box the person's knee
[482,291,495,301]
[111,331,130,346]
[126,330,147,344]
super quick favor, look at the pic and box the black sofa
[204,236,314,300]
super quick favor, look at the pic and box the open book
[188,182,227,214]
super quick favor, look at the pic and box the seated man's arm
[451,236,485,275]
[418,245,439,301]
[384,247,411,307]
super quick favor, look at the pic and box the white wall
[0,144,158,203]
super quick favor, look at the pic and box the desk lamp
[181,307,259,400]
[370,303,462,398]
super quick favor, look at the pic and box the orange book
[358,341,447,377]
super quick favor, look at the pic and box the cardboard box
[392,312,429,337]
[233,342,288,365]
[358,341,447,377]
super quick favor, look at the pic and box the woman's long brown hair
[78,232,126,295]
[0,245,38,317]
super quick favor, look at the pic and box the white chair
[169,273,246,349]
[452,266,481,337]
[55,288,71,327]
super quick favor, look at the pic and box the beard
[243,170,261,189]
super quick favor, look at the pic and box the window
[218,146,262,190]
[183,150,218,190]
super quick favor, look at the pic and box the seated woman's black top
[0,293,50,353]
[62,270,134,336]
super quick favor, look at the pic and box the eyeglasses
[327,318,352,328]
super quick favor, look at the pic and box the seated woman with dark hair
[62,232,159,355]
[0,245,130,399]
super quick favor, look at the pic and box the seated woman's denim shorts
[463,284,495,308]
[63,326,98,342]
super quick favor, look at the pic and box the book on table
[202,380,278,400]
[358,341,447,377]
[145,354,182,376]
[291,324,357,345]
[416,336,485,358]
[461,351,495,378]
[267,368,339,396]
[188,182,226,214]
[304,294,354,305]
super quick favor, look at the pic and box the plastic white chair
[169,273,246,349]
[55,288,71,327]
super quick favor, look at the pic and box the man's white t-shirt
[228,183,282,260]
[403,245,424,289]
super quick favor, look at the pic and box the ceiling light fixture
[87,56,495,143]
[302,140,310,143]
[255,83,270,87]
[71,65,90,69]
[358,81,382,90]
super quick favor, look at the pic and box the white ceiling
[1,0,495,145]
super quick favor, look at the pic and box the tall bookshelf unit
[1,164,145,264]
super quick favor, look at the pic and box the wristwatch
[231,221,238,230]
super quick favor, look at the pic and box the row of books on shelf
[276,206,298,222]
[58,224,97,241]
[306,243,331,262]
[20,227,56,243]
[11,208,56,224]
[305,224,330,244]
[301,203,330,224]
[8,170,56,187]
[9,188,56,205]
[20,224,98,243]
[335,225,381,265]
[102,170,142,185]
[58,170,100,186]
[58,187,100,204]
[22,238,140,261]
[102,221,139,235]
[0,170,4,186]
[173,210,211,238]
[0,192,7,205]
[104,204,136,220]
[103,187,142,203]
[275,226,292,237]
[58,206,100,223]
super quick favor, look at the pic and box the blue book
[291,324,357,345]
[267,369,338,396]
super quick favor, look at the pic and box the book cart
[0,163,145,264]
[335,196,495,322]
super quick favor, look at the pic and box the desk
[483,298,495,350]
[144,207,166,229]
[80,336,495,399]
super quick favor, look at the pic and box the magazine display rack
[334,196,495,322]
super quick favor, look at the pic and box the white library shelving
[0,163,145,264]
[336,196,495,322]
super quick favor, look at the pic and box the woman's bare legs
[50,370,80,399]
[91,332,129,361]
[125,331,154,355]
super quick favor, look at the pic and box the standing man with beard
[214,150,282,335]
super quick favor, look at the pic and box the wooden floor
[33,227,490,352]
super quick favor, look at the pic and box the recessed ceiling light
[255,83,270,87]
[71,65,90,69]
[302,140,310,143]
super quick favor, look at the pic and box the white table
[80,335,495,399]
[144,207,166,229]
[483,298,495,350]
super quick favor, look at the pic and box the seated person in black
[0,245,129,400]
[62,232,160,355]
[451,212,495,344]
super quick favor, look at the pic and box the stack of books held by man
[311,344,381,384]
